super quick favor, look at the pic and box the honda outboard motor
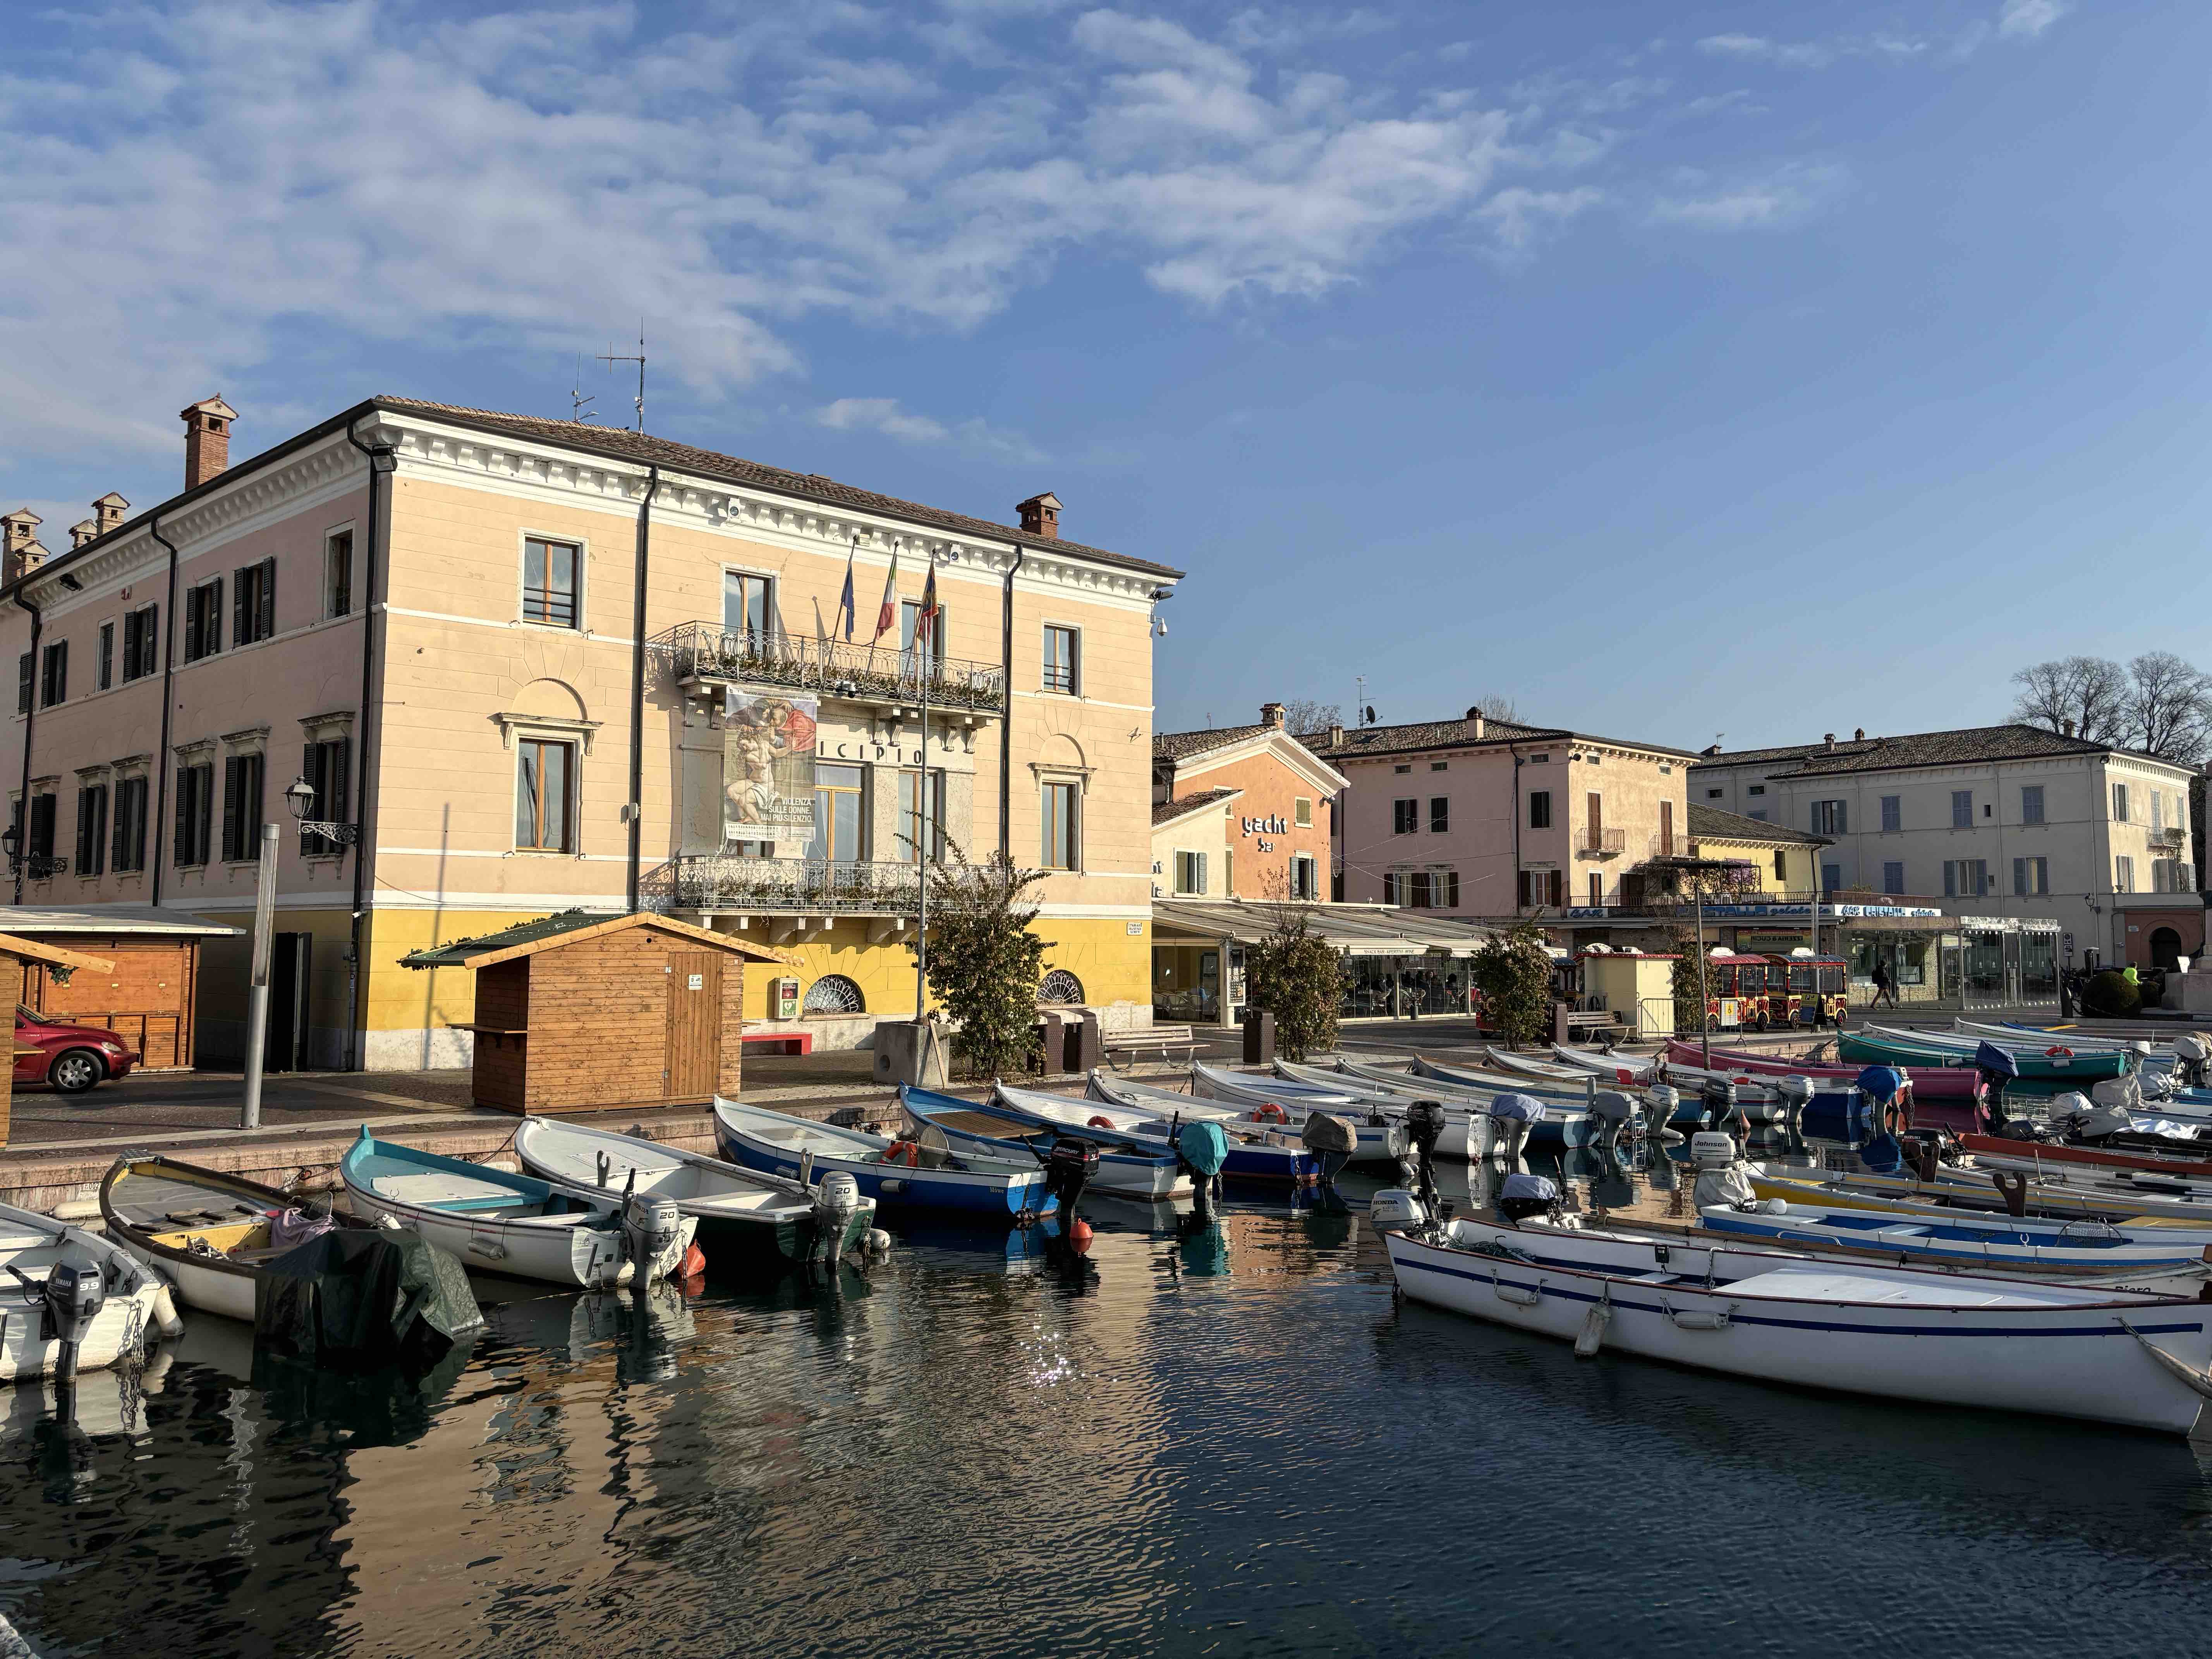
[1489,1093,1545,1170]
[1645,1084,1682,1144]
[1402,1100,1448,1208]
[1774,1075,1814,1152]
[1496,1171,1559,1226]
[1369,1188,1428,1237]
[1588,1091,1637,1154]
[1044,1138,1102,1221]
[2176,1033,2211,1092]
[622,1191,683,1282]
[810,1171,862,1263]
[1299,1112,1358,1208]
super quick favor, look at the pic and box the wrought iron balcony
[650,622,1006,715]
[642,855,924,916]
[2148,825,2187,848]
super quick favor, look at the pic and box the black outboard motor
[1974,1040,2019,1129]
[1587,1091,1637,1154]
[1496,1172,1560,1226]
[1044,1138,1102,1219]
[1701,1077,1740,1136]
[32,1243,110,1409]
[1402,1100,1447,1210]
[1299,1113,1358,1212]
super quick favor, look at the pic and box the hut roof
[399,909,786,971]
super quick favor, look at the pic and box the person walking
[1870,955,1898,1011]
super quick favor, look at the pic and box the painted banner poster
[724,690,819,841]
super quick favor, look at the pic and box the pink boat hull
[1663,1040,1988,1133]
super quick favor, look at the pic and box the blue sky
[4,0,2206,749]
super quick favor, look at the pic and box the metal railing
[650,622,1006,714]
[642,855,924,915]
[1578,826,1626,857]
[2148,825,2186,847]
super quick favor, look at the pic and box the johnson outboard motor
[2176,1033,2211,1092]
[1587,1090,1637,1154]
[1488,1093,1546,1170]
[1644,1083,1683,1144]
[810,1171,862,1263]
[1044,1137,1102,1221]
[1299,1112,1358,1209]
[1689,1130,1774,1213]
[1773,1075,1814,1152]
[1401,1100,1448,1208]
[1495,1171,1559,1226]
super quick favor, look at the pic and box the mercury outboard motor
[1496,1171,1559,1225]
[2176,1033,2211,1091]
[1044,1137,1102,1221]
[1644,1084,1682,1144]
[1774,1075,1814,1153]
[810,1171,862,1263]
[1587,1091,1637,1154]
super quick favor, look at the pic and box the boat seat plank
[370,1171,529,1209]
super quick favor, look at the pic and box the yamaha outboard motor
[1587,1090,1637,1154]
[36,1243,108,1395]
[1644,1083,1682,1144]
[2176,1033,2211,1092]
[1044,1137,1102,1221]
[1773,1075,1814,1154]
[1488,1093,1545,1171]
[1402,1100,1448,1209]
[810,1171,862,1263]
[1298,1112,1358,1211]
[1495,1171,1559,1226]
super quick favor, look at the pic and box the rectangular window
[1438,870,1458,908]
[112,776,148,874]
[1706,787,1724,799]
[184,577,223,661]
[15,652,30,715]
[220,752,265,862]
[1174,850,1207,896]
[900,599,945,663]
[1408,871,1433,909]
[2014,855,2049,896]
[1822,861,1842,893]
[2154,791,2166,833]
[1951,790,1972,828]
[1773,850,1787,882]
[2115,854,2134,893]
[97,623,114,692]
[1041,781,1080,870]
[523,537,580,628]
[2021,785,2044,825]
[39,641,66,708]
[1517,869,1563,908]
[1291,855,1320,901]
[1586,792,1604,850]
[723,570,771,641]
[1943,859,1990,897]
[1811,799,1846,836]
[1042,625,1079,694]
[232,556,276,647]
[1429,796,1449,834]
[75,784,108,878]
[1882,860,1905,895]
[122,604,158,680]
[1382,871,1399,905]
[173,763,214,867]
[808,763,866,864]
[1393,764,1411,775]
[895,768,945,864]
[1747,784,1765,797]
[1429,761,1447,772]
[2114,783,2130,822]
[300,735,353,857]
[1224,847,1234,896]
[2154,858,2188,893]
[26,793,56,867]
[326,530,354,618]
[1393,799,1418,835]
[1659,799,1674,856]
[1590,872,1603,907]
[1294,797,1312,828]
[1880,795,1901,833]
[514,739,575,852]
[1528,791,1552,830]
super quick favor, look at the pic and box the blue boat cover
[1974,1041,2020,1079]
[1859,1132,1905,1174]
[1176,1120,1229,1178]
[1500,1173,1558,1202]
[1489,1092,1548,1123]
[1855,1065,1906,1102]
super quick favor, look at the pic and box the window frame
[1528,790,1552,830]
[325,526,356,620]
[96,622,114,692]
[1294,796,1313,829]
[220,751,266,864]
[232,556,276,647]
[520,534,583,630]
[1393,798,1418,835]
[894,767,946,865]
[1173,849,1208,896]
[1428,795,1450,834]
[75,782,108,879]
[38,641,66,709]
[1041,624,1080,696]
[514,736,578,853]
[722,567,774,642]
[1879,795,1901,834]
[1040,778,1082,871]
[123,603,159,682]
[2115,854,2134,893]
[112,775,148,874]
[2021,784,2044,826]
[173,760,215,868]
[1882,860,1905,896]
[1811,799,1846,836]
[183,576,223,662]
[2114,783,2130,823]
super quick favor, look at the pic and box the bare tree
[1279,698,1342,736]
[1468,693,1521,723]
[2123,651,2212,764]
[2008,657,2127,742]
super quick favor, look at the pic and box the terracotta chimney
[1015,491,1061,539]
[1823,732,1836,750]
[1261,701,1286,730]
[181,395,239,490]
[2061,718,2077,738]
[1465,706,1486,742]
[1327,721,1344,749]
[1853,727,1865,741]
[69,520,98,550]
[2,509,45,585]
[93,492,128,535]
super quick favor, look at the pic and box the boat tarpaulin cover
[1175,1120,1229,1179]
[254,1229,485,1371]
[1975,1041,2020,1079]
[1855,1066,1906,1101]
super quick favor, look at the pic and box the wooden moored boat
[991,1081,1312,1183]
[713,1096,1051,1221]
[898,1085,1191,1199]
[1092,1069,1407,1164]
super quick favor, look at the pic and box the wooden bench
[740,1030,814,1056]
[1103,1024,1200,1071]
[1553,1006,1625,1044]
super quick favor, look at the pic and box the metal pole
[915,644,930,1024]
[1696,884,1711,1068]
[242,820,279,1130]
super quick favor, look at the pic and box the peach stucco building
[1,397,1180,1068]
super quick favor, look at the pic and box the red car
[15,1008,138,1094]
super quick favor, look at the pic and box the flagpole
[916,646,930,1025]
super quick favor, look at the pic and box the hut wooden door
[664,954,723,1098]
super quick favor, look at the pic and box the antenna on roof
[1356,676,1374,727]
[598,320,646,433]
[570,356,598,424]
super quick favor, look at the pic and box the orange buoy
[678,1242,707,1280]
[1070,1220,1095,1254]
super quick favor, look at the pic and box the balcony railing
[650,622,1006,714]
[642,855,924,915]
[1578,826,1626,858]
[2149,825,2187,848]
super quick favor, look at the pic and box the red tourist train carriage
[1697,952,1848,1030]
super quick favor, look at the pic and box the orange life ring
[1254,1103,1288,1123]
[2045,1046,2073,1059]
[1087,1115,1115,1129]
[883,1140,919,1167]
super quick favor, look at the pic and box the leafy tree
[909,844,1049,1080]
[1242,905,1347,1061]
[1471,920,1553,1047]
[1671,938,1711,1034]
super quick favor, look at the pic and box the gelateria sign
[1239,813,1290,853]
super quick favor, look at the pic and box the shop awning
[1149,900,1498,958]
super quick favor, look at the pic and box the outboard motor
[37,1244,108,1391]
[2092,1074,2145,1116]
[1044,1137,1102,1221]
[1495,1171,1559,1226]
[1974,1041,2019,1128]
[810,1171,863,1263]
[1587,1091,1637,1154]
[1689,1130,1773,1213]
[622,1190,684,1283]
[2066,1086,2136,1145]
[1774,1075,1814,1153]
[1298,1112,1359,1210]
[2176,1033,2211,1092]
[1644,1083,1683,1144]
[1369,1188,1429,1237]
[1402,1100,1448,1208]
[1176,1119,1230,1218]
[1488,1093,1546,1170]
[1701,1078,1741,1138]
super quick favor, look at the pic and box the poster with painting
[724,690,819,841]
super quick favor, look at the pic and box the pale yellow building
[1,397,1180,1066]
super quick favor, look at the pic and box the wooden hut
[0,931,117,1149]
[400,910,785,1115]
[0,906,242,1071]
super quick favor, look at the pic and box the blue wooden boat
[713,1096,1054,1222]
[898,1085,1192,1200]
[990,1082,1314,1184]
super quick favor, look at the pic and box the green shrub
[1472,921,1554,1048]
[2080,969,2142,1018]
[1243,908,1348,1061]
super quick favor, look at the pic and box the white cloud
[1477,186,1603,251]
[1997,0,2068,40]
[815,398,1046,462]
[1650,165,1846,230]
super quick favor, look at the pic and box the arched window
[802,974,866,1015]
[1037,969,1085,1005]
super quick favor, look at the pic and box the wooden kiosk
[400,910,785,1115]
[0,905,242,1071]
[0,931,116,1149]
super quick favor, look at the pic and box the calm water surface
[5,1166,2212,1658]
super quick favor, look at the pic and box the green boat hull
[1837,1030,2127,1085]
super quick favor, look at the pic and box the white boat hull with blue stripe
[898,1085,1192,1200]
[991,1082,1312,1182]
[713,1096,1052,1220]
[1383,1215,2212,1435]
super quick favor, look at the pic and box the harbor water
[6,1170,2212,1658]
